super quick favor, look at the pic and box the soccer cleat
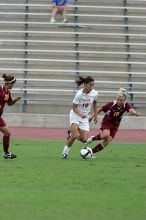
[62,153,68,159]
[67,130,71,139]
[91,154,96,159]
[3,152,17,159]
[85,136,94,145]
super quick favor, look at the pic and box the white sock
[62,145,70,155]
[50,17,56,23]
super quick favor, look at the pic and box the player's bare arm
[97,106,103,114]
[129,108,140,117]
[92,100,98,123]
[72,103,86,118]
[88,106,102,123]
[7,96,21,106]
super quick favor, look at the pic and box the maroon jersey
[0,85,12,115]
[102,100,132,125]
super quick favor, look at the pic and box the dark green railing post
[23,0,29,112]
[74,0,80,84]
[123,0,133,105]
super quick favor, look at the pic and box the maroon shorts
[100,121,119,138]
[0,117,6,127]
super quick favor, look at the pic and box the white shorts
[69,111,89,131]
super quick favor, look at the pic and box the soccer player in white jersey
[62,76,98,159]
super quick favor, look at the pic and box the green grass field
[0,139,146,220]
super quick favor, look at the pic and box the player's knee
[72,133,79,140]
[81,137,88,143]
[103,133,110,140]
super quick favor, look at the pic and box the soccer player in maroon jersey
[0,73,21,159]
[86,88,140,155]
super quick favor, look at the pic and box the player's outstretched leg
[86,133,101,145]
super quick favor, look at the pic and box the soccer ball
[80,147,93,159]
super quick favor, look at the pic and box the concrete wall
[3,113,146,129]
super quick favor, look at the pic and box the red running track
[0,127,145,142]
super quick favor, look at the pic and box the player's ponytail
[76,76,94,87]
[118,88,127,99]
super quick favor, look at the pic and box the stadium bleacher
[0,0,146,115]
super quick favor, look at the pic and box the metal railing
[0,1,146,113]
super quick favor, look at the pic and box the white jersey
[70,88,98,116]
